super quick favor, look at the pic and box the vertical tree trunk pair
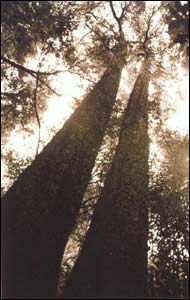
[63,60,150,299]
[1,61,124,299]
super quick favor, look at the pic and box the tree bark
[1,62,123,299]
[63,61,150,299]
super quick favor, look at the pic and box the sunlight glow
[3,95,76,161]
[180,1,187,5]
[25,48,62,72]
[166,99,189,135]
[148,82,155,95]
[4,125,38,158]
[163,64,189,136]
[50,71,86,97]
[42,95,74,130]
[149,142,165,176]
[146,1,161,13]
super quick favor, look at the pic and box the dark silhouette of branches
[1,56,61,96]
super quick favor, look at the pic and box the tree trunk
[63,61,150,299]
[1,62,123,299]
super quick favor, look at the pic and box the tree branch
[109,1,120,22]
[109,1,123,34]
[1,55,62,76]
[33,72,41,158]
[142,8,157,54]
[1,55,61,96]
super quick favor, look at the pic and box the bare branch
[79,30,92,43]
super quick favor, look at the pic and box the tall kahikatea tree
[1,61,124,300]
[62,4,172,298]
[2,1,175,299]
[63,54,150,300]
[1,1,139,298]
[63,1,186,299]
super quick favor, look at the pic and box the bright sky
[164,65,189,135]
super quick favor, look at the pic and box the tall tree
[1,58,124,299]
[1,2,131,298]
[63,55,150,299]
[61,3,173,297]
[2,2,168,299]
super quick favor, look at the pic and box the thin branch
[119,1,129,21]
[1,56,62,96]
[142,7,157,56]
[79,30,92,43]
[32,73,61,96]
[153,62,176,80]
[109,1,123,34]
[1,55,62,76]
[88,12,116,34]
[33,72,41,159]
[109,1,120,22]
[1,92,20,98]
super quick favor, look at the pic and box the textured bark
[1,62,123,299]
[63,61,150,299]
